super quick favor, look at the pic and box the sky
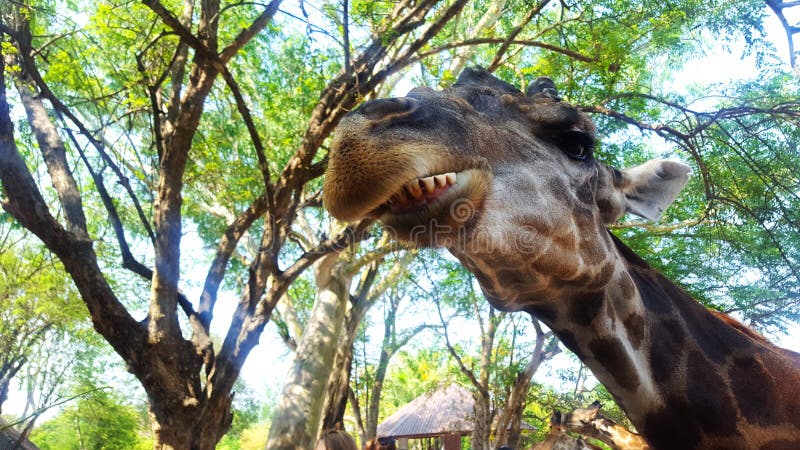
[4,0,800,424]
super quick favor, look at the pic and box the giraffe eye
[559,129,595,161]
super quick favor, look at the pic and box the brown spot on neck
[730,356,783,426]
[568,291,605,327]
[587,337,641,392]
[622,314,645,349]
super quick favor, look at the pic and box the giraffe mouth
[371,168,489,239]
[323,136,492,235]
[381,172,458,213]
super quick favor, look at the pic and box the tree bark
[266,253,355,449]
[314,236,384,434]
[332,252,417,441]
[321,314,360,431]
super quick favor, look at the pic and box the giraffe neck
[538,234,800,449]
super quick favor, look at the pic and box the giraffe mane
[608,230,778,349]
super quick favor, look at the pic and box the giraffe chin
[373,168,491,247]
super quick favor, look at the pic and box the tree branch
[9,19,157,245]
[143,0,216,62]
[488,0,552,71]
[766,0,800,71]
[5,16,89,238]
[279,219,375,291]
[583,104,690,140]
[415,37,597,67]
[1,42,143,357]
[198,193,269,327]
[220,66,274,198]
[609,216,712,232]
[434,293,488,398]
[164,0,195,126]
[62,120,150,275]
[219,0,283,63]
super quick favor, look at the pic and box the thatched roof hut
[376,384,533,450]
[0,418,40,450]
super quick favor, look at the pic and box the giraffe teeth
[420,176,436,192]
[396,189,408,203]
[405,180,424,199]
[389,172,459,208]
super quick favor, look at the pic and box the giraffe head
[562,401,613,442]
[562,401,652,450]
[534,410,603,450]
[324,68,690,311]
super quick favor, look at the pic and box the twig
[0,386,112,431]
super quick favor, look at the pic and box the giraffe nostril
[356,97,419,120]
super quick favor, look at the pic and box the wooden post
[443,433,461,450]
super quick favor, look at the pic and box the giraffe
[533,411,602,450]
[562,401,650,450]
[322,68,800,449]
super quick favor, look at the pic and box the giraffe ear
[617,160,692,221]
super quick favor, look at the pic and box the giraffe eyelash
[559,129,596,161]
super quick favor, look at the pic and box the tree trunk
[0,377,8,415]
[470,309,499,450]
[322,250,415,438]
[266,253,354,449]
[321,311,361,431]
[151,398,233,450]
[318,259,380,432]
[472,390,493,450]
[365,305,398,439]
[495,321,559,448]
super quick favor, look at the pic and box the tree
[4,326,105,444]
[2,0,798,447]
[413,256,559,450]
[1,0,470,447]
[0,224,85,417]
[29,382,148,450]
[345,258,436,444]
[266,224,416,446]
[266,250,359,450]
[494,320,560,448]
